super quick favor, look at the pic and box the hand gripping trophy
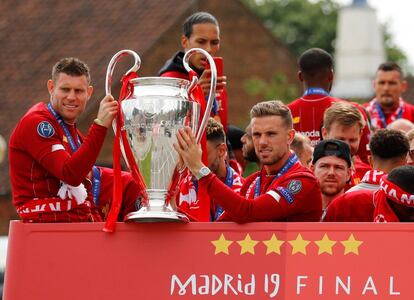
[104,48,217,225]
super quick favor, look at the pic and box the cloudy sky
[338,0,414,68]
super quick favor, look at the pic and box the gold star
[211,234,233,255]
[315,234,337,255]
[289,234,310,255]
[341,234,363,255]
[237,234,259,255]
[263,234,284,255]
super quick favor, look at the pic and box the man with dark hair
[288,48,371,163]
[241,124,260,166]
[374,165,414,222]
[159,11,228,129]
[9,57,142,222]
[365,62,414,129]
[227,124,247,174]
[174,100,322,222]
[177,118,244,221]
[323,129,409,222]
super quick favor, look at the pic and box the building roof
[0,0,299,196]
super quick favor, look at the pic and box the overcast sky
[337,0,414,68]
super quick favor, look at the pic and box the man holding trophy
[159,11,228,130]
[9,57,142,222]
[174,100,323,222]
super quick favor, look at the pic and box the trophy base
[124,206,189,223]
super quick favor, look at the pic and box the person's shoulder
[14,102,55,131]
[287,97,302,108]
[402,99,414,110]
[158,51,188,78]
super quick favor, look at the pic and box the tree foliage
[243,0,407,67]
[243,0,339,57]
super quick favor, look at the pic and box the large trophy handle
[105,49,141,95]
[183,48,217,144]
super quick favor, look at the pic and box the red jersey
[199,157,322,222]
[322,189,375,222]
[364,98,414,129]
[288,93,371,163]
[345,156,372,191]
[178,166,244,221]
[9,102,140,222]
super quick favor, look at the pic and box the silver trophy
[106,48,217,222]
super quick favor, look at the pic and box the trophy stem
[124,189,189,223]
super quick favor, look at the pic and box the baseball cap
[312,139,352,167]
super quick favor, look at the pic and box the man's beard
[321,185,343,197]
[244,148,259,163]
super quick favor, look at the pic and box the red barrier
[3,221,414,299]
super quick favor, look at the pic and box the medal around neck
[106,48,217,222]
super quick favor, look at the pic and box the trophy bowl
[121,77,200,222]
[106,49,217,223]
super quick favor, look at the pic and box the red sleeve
[18,114,107,186]
[201,173,287,222]
[201,172,322,222]
[42,124,107,185]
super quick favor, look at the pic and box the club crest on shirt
[37,121,55,138]
[287,180,302,194]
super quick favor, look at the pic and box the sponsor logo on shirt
[293,116,300,124]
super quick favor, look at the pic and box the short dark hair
[183,12,218,38]
[369,129,409,160]
[207,118,226,144]
[377,62,403,77]
[52,57,91,83]
[388,165,414,194]
[298,48,333,76]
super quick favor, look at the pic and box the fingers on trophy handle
[183,48,217,144]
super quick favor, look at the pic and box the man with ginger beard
[311,139,352,210]
[322,129,409,222]
[322,101,371,188]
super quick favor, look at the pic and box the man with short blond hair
[322,101,371,188]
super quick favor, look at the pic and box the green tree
[243,0,339,57]
[243,0,407,66]
[244,73,299,103]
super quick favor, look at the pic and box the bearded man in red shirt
[323,129,409,222]
[174,100,322,222]
[9,58,142,222]
[365,62,414,130]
